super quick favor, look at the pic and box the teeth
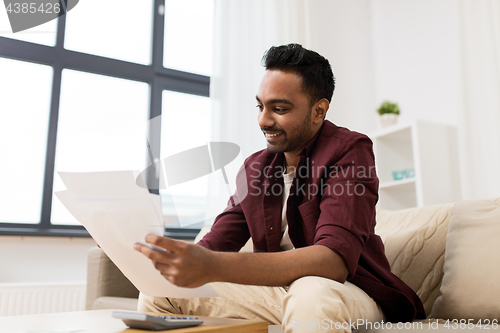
[266,133,282,137]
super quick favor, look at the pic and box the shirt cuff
[314,225,363,278]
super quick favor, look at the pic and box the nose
[258,106,275,129]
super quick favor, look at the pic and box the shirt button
[270,227,273,230]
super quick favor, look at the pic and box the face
[256,70,318,156]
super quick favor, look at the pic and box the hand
[133,235,217,288]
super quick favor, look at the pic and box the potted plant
[376,101,400,127]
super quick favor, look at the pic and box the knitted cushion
[376,203,453,316]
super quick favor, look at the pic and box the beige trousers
[138,276,384,333]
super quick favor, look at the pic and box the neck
[284,152,299,174]
[283,122,323,173]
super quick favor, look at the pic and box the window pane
[0,58,52,223]
[0,6,57,46]
[51,70,150,225]
[64,0,153,64]
[163,0,213,75]
[160,91,211,228]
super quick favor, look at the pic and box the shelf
[379,177,416,189]
[372,124,414,184]
[378,179,417,210]
[371,119,460,210]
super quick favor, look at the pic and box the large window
[0,0,214,238]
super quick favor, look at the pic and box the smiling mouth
[265,132,283,137]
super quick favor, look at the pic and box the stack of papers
[56,170,217,298]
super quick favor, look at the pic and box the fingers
[133,235,185,267]
[134,245,186,286]
[133,242,175,263]
[153,261,174,275]
[133,235,209,288]
[153,262,185,286]
[144,234,185,253]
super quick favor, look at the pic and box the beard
[264,109,314,154]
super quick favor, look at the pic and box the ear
[312,98,329,124]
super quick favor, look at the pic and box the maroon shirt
[198,120,425,322]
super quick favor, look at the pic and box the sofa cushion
[86,247,139,310]
[375,203,454,316]
[430,198,500,321]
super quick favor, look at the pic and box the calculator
[112,311,203,330]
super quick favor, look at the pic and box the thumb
[144,234,183,252]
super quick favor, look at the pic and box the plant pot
[379,113,398,128]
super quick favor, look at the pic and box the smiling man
[134,44,425,333]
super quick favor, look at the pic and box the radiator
[0,282,86,316]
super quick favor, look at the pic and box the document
[55,170,218,298]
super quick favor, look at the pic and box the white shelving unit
[371,119,461,210]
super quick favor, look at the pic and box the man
[134,44,425,332]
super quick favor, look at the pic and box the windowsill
[0,226,200,240]
[0,226,90,237]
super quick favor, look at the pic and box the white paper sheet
[55,171,218,298]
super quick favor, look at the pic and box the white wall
[370,0,460,127]
[309,0,461,135]
[309,0,378,135]
[0,236,96,284]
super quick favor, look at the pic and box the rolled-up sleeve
[313,136,379,278]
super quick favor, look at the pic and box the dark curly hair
[261,43,335,106]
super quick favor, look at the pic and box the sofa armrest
[86,247,139,310]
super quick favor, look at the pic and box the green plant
[376,101,400,115]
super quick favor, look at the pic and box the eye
[256,105,263,111]
[274,108,287,113]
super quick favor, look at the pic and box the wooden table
[0,309,268,333]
